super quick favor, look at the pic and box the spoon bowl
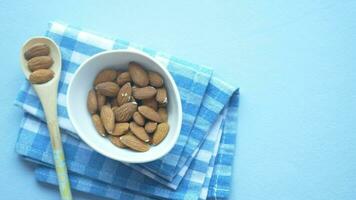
[20,37,62,91]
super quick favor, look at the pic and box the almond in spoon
[24,44,50,60]
[27,56,53,72]
[29,69,54,84]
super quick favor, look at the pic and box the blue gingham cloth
[15,22,239,199]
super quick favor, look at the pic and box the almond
[120,134,150,152]
[109,136,126,148]
[128,62,149,87]
[117,82,132,106]
[142,98,158,111]
[27,56,53,72]
[158,108,168,122]
[29,69,54,84]
[116,72,131,86]
[112,123,129,136]
[138,106,162,122]
[112,106,118,112]
[87,89,98,114]
[148,71,164,87]
[95,82,119,97]
[94,69,117,85]
[132,86,157,100]
[114,102,137,122]
[132,112,145,126]
[96,92,106,111]
[92,114,106,136]
[145,122,157,134]
[152,122,169,145]
[24,44,50,60]
[156,87,167,104]
[100,105,115,134]
[130,122,150,142]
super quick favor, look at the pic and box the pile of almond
[24,44,55,84]
[87,62,169,152]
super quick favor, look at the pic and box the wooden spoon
[20,36,73,200]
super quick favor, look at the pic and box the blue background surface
[1,1,356,199]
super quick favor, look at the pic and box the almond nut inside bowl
[67,50,182,163]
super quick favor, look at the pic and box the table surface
[1,1,356,200]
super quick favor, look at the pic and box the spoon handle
[39,89,73,200]
[47,120,73,200]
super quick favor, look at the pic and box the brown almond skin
[117,82,132,106]
[138,106,162,122]
[148,71,164,87]
[27,56,53,72]
[133,112,145,126]
[158,108,168,122]
[116,72,131,86]
[120,134,150,152]
[100,105,115,134]
[94,69,117,85]
[112,123,129,136]
[114,102,138,122]
[152,122,169,145]
[109,136,126,148]
[95,82,119,97]
[142,98,158,111]
[132,86,157,100]
[130,122,150,142]
[96,92,106,111]
[145,122,157,134]
[156,87,167,104]
[128,62,149,87]
[29,69,54,84]
[87,89,98,114]
[92,114,106,136]
[24,44,50,60]
[112,106,118,113]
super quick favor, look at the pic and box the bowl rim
[67,49,182,163]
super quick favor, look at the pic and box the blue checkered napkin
[15,22,236,183]
[16,22,217,180]
[32,91,239,200]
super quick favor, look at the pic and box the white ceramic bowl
[67,50,182,163]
